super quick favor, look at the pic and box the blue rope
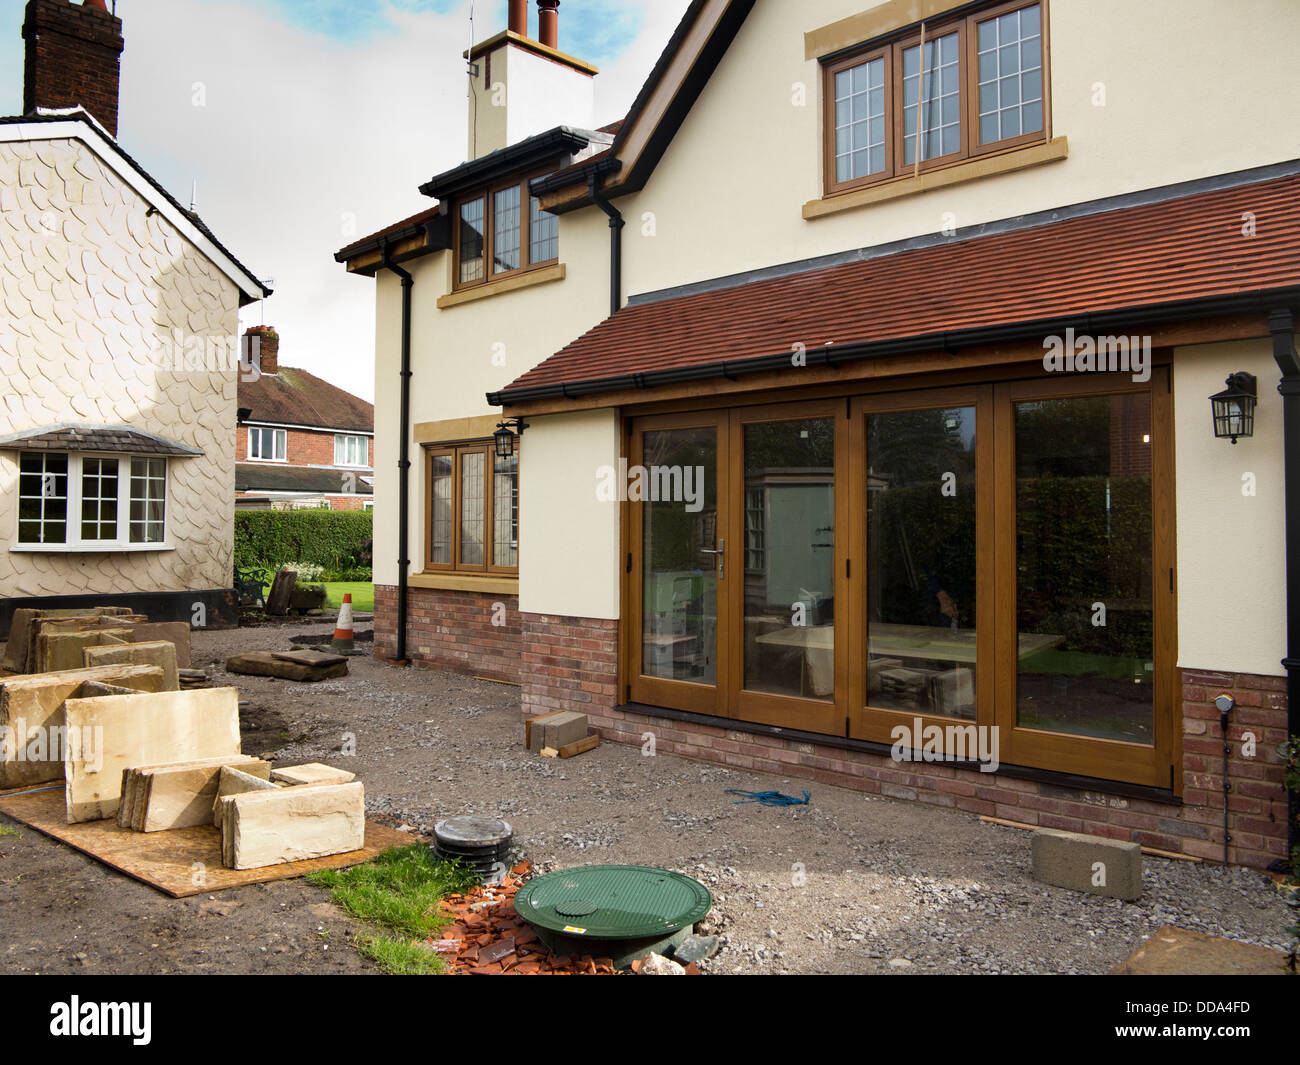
[725,788,811,807]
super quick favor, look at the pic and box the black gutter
[530,154,621,199]
[588,173,624,317]
[335,213,450,267]
[1270,308,1300,869]
[417,126,600,200]
[381,240,414,664]
[488,287,1300,406]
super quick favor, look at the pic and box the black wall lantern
[1210,371,1257,444]
[493,417,528,459]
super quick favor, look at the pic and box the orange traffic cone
[331,592,355,652]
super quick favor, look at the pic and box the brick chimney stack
[23,0,125,137]
[244,327,279,375]
[537,0,560,49]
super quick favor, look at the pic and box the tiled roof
[494,171,1300,402]
[235,463,373,496]
[238,367,374,433]
[0,423,202,456]
[336,205,442,262]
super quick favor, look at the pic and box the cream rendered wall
[1174,339,1285,677]
[0,137,240,599]
[517,408,620,619]
[468,41,596,159]
[613,0,1300,297]
[370,205,612,590]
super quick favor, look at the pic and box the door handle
[700,539,725,579]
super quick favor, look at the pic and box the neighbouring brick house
[341,0,1300,870]
[235,327,374,512]
[0,0,267,631]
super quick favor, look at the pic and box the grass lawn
[325,582,374,612]
[307,845,477,974]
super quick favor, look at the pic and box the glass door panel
[866,406,977,719]
[741,417,837,702]
[637,425,720,694]
[1013,392,1154,743]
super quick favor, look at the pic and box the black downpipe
[588,174,624,316]
[1270,308,1300,868]
[382,241,414,664]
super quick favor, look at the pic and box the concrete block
[83,641,179,692]
[1031,827,1143,901]
[62,687,242,823]
[0,665,165,788]
[526,710,564,752]
[270,763,356,787]
[224,781,365,870]
[541,711,588,752]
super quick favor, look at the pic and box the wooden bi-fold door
[627,401,848,736]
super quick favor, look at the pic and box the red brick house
[235,328,374,511]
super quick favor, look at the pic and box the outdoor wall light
[1209,372,1257,443]
[493,418,528,459]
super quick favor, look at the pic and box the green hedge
[234,511,373,575]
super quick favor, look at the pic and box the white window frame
[334,433,369,468]
[11,451,171,552]
[248,426,287,462]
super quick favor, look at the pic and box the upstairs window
[248,427,286,462]
[454,174,560,291]
[823,0,1048,195]
[334,434,369,467]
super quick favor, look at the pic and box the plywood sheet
[0,787,409,898]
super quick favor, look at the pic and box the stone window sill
[409,572,519,595]
[10,543,175,554]
[437,263,566,309]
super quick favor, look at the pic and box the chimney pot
[508,0,528,36]
[537,0,559,49]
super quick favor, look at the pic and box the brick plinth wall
[373,584,520,683]
[1181,669,1292,869]
[520,613,618,718]
[512,614,1291,872]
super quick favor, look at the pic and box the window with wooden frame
[823,0,1048,195]
[423,441,519,574]
[453,172,560,291]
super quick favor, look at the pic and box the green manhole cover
[516,865,712,940]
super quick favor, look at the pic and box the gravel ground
[1,618,1291,975]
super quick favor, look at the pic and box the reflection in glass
[1015,393,1153,743]
[743,418,835,701]
[867,408,976,719]
[459,451,485,566]
[642,428,718,684]
[429,454,452,564]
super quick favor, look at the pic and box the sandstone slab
[0,665,165,788]
[224,780,365,870]
[62,687,241,823]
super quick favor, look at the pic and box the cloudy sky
[0,0,690,400]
